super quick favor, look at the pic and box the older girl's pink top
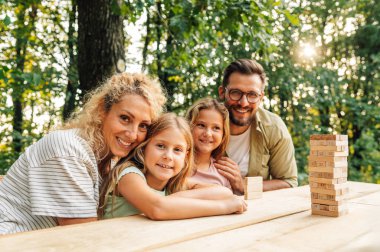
[191,159,232,190]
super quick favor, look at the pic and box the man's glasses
[225,87,262,104]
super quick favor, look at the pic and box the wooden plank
[0,182,378,252]
[155,190,380,252]
[0,185,312,251]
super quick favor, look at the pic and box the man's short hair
[222,59,267,90]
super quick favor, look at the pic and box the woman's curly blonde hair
[63,73,167,162]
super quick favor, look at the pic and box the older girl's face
[102,94,152,158]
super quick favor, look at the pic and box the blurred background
[0,0,379,184]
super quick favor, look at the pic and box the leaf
[33,73,41,86]
[4,15,11,26]
[283,10,299,26]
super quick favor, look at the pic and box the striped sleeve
[29,155,98,218]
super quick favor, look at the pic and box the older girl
[99,113,246,219]
[186,98,232,189]
[0,73,166,234]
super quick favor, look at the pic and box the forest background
[0,0,379,185]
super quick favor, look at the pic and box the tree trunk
[12,3,38,153]
[141,9,151,72]
[63,0,79,121]
[77,0,125,99]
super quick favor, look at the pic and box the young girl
[186,98,232,190]
[98,113,246,219]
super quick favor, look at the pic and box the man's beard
[227,105,255,127]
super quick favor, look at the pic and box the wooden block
[311,198,346,206]
[310,140,348,146]
[309,171,348,179]
[311,192,345,201]
[308,160,348,168]
[310,135,348,141]
[310,186,349,196]
[312,208,348,217]
[310,150,319,156]
[244,191,263,200]
[309,145,349,151]
[309,181,348,190]
[309,176,347,184]
[244,177,263,200]
[311,203,347,212]
[308,166,348,174]
[308,156,347,162]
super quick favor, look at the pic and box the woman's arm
[57,217,97,226]
[117,173,247,220]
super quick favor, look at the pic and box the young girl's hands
[225,196,247,214]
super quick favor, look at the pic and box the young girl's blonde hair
[62,73,167,164]
[185,97,230,160]
[98,113,194,217]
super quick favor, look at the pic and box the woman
[0,73,167,234]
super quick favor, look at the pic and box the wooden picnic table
[1,181,379,251]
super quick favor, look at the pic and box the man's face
[218,72,264,127]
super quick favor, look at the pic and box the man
[214,59,298,194]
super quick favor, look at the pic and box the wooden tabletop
[1,181,379,252]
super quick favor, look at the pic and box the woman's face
[102,94,152,158]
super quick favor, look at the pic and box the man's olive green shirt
[247,107,298,187]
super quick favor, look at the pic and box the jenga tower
[308,134,349,217]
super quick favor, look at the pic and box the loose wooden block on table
[244,177,263,200]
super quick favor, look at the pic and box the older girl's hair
[98,113,194,217]
[63,73,167,162]
[185,97,230,160]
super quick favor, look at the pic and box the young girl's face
[144,127,188,190]
[192,109,224,157]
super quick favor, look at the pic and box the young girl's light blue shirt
[103,166,166,219]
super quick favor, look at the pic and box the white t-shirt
[226,127,251,177]
[0,129,99,234]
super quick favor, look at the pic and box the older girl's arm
[169,178,233,200]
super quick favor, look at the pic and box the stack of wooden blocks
[244,176,263,200]
[308,134,349,217]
